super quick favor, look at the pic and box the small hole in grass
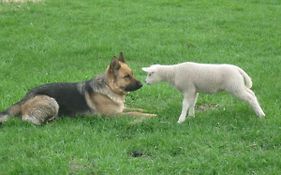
[129,149,153,158]
[169,147,184,157]
[130,150,144,157]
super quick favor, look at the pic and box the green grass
[1,0,281,174]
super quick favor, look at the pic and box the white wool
[143,62,265,123]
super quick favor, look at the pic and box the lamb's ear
[142,67,150,72]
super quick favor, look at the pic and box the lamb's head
[142,65,162,85]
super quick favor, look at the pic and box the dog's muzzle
[124,80,143,92]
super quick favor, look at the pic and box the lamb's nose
[144,80,150,85]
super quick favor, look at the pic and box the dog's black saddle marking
[28,82,92,117]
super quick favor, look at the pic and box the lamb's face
[142,65,161,85]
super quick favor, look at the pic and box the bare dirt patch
[196,103,220,112]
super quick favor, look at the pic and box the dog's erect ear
[110,58,121,71]
[118,52,125,63]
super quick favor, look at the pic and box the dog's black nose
[124,80,143,92]
[137,81,143,88]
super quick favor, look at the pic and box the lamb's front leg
[177,92,196,124]
[188,93,199,117]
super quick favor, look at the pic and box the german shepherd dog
[0,52,156,125]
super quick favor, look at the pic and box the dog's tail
[237,67,252,88]
[0,112,10,123]
[0,101,23,124]
[0,90,39,124]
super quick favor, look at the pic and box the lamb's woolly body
[155,62,252,93]
[143,62,265,123]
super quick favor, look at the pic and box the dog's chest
[87,93,124,115]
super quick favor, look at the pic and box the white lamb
[142,62,265,124]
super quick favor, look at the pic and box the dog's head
[142,65,162,85]
[106,52,143,95]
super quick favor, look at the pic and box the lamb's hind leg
[21,95,59,125]
[231,88,265,117]
[177,91,197,124]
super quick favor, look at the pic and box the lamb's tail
[0,102,22,124]
[237,67,252,88]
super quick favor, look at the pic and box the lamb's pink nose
[145,80,150,85]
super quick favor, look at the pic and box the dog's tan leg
[22,114,42,125]
[121,111,157,118]
[118,111,157,124]
[124,107,145,113]
[21,95,59,125]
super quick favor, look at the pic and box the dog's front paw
[145,113,157,118]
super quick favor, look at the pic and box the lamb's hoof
[188,115,195,118]
[258,113,265,118]
[177,119,185,124]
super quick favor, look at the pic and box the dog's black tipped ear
[110,59,121,71]
[118,52,125,63]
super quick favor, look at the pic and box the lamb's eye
[148,72,153,76]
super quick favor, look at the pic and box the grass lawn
[1,0,281,174]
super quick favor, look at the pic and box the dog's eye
[124,75,131,79]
